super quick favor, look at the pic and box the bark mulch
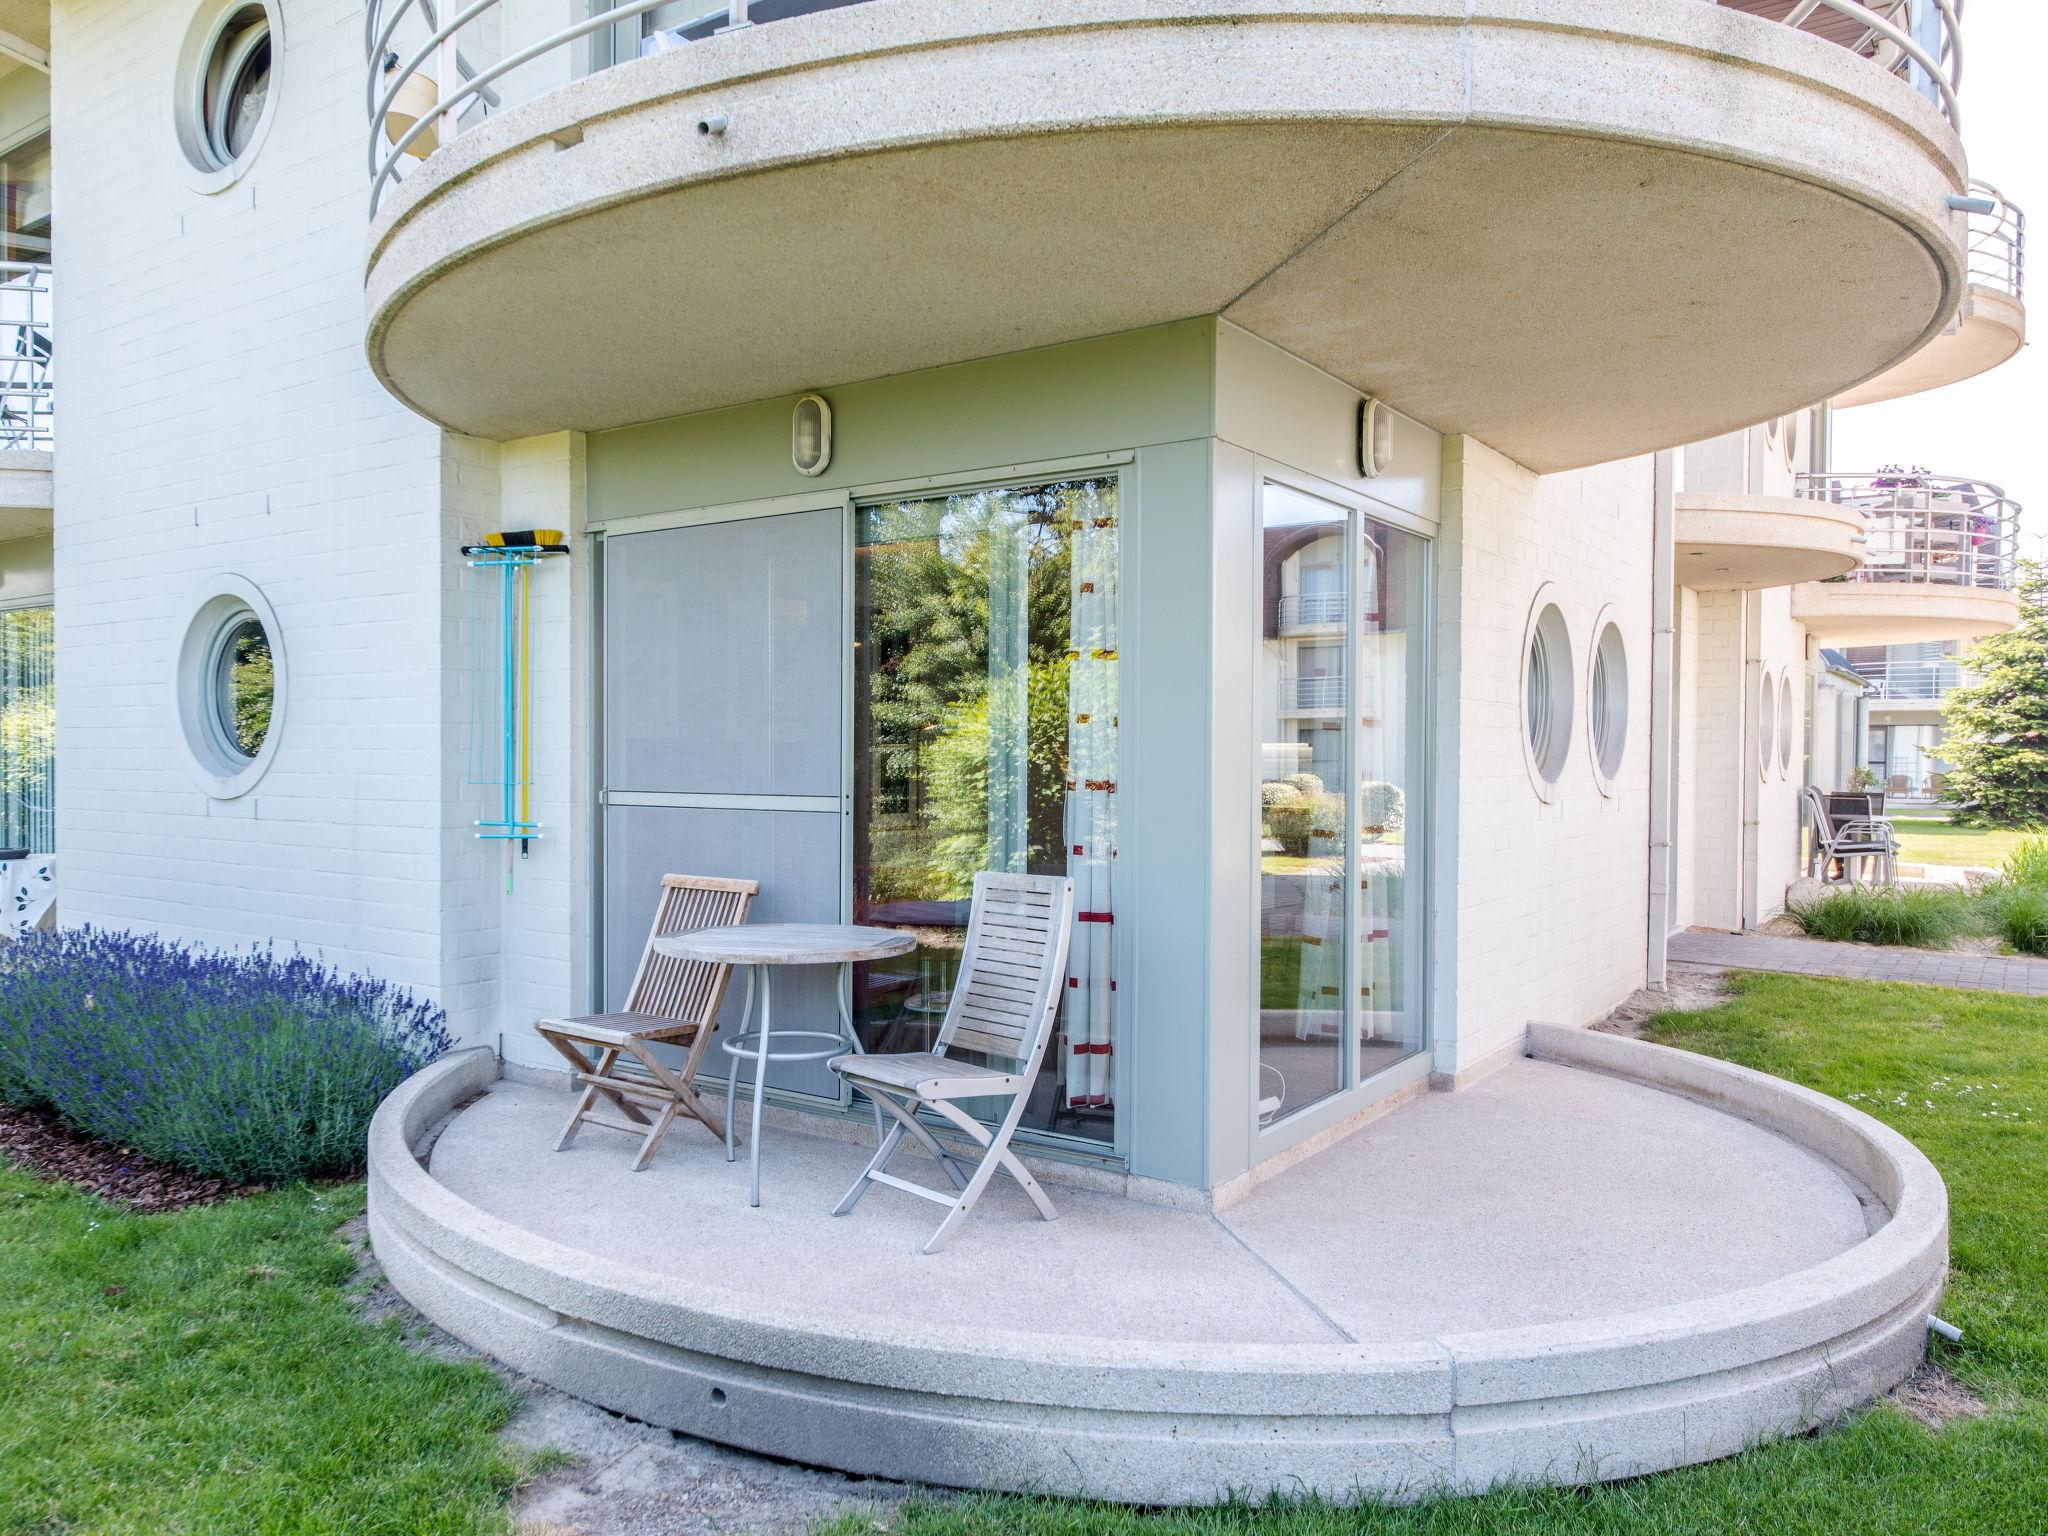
[0,1101,257,1212]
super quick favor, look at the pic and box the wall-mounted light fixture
[793,394,832,477]
[1358,396,1394,479]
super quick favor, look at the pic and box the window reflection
[852,478,1118,1144]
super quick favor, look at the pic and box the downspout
[1646,451,1676,989]
[1740,590,1764,932]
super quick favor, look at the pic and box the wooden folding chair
[536,874,757,1171]
[829,871,1075,1253]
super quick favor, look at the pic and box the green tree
[1942,559,2048,828]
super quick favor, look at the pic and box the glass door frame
[586,450,1137,1166]
[1249,461,1435,1167]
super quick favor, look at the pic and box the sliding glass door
[1255,481,1427,1134]
[850,476,1119,1146]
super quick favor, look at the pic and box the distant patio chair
[535,874,758,1170]
[1805,786,1898,886]
[829,871,1074,1254]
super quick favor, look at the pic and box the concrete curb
[368,1033,1947,1502]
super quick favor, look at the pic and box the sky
[1830,3,2048,561]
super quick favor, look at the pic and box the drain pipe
[1646,450,1677,989]
[1929,1315,1964,1343]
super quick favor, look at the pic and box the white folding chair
[829,872,1075,1254]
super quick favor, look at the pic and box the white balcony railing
[1967,178,2025,301]
[1714,2,1963,127]
[1277,593,1347,632]
[1847,655,1964,699]
[1280,674,1346,711]
[368,1,1967,216]
[0,263,51,451]
[1799,471,2021,592]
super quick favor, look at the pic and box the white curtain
[1063,483,1118,1110]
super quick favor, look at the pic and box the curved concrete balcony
[1837,182,2027,408]
[1792,472,2024,644]
[369,1026,1947,1504]
[1675,491,1867,591]
[364,1,1969,473]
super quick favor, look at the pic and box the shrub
[1265,792,1346,857]
[1785,887,1974,949]
[2000,835,2048,892]
[1360,780,1405,838]
[1283,772,1325,797]
[1981,883,2048,957]
[1260,780,1302,809]
[0,929,453,1184]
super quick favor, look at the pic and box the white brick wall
[53,0,498,1033]
[1435,439,1654,1075]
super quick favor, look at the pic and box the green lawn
[816,973,2048,1536]
[0,1178,525,1535]
[1891,816,2044,870]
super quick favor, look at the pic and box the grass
[814,973,2048,1536]
[0,1176,525,1535]
[1891,816,2044,870]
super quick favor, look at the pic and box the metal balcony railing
[1276,593,1347,632]
[366,1,874,214]
[1966,178,2025,301]
[1847,656,1964,699]
[0,263,51,451]
[1799,471,2021,591]
[1715,2,1963,127]
[1279,674,1346,711]
[370,1,1966,216]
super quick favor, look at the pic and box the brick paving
[1668,930,2048,999]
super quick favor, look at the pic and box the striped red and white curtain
[1063,483,1118,1111]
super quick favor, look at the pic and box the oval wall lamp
[1358,396,1394,479]
[793,394,832,477]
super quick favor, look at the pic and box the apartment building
[21,0,2030,1500]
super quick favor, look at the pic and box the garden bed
[0,1100,256,1212]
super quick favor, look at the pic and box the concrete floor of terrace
[432,1060,1875,1350]
[371,1028,1948,1501]
[1671,929,2048,997]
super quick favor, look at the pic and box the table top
[652,923,917,967]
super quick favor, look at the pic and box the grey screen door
[600,506,847,1100]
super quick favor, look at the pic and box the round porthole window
[1779,673,1796,776]
[1587,614,1628,794]
[175,577,286,798]
[1758,671,1777,782]
[175,2,282,189]
[1521,591,1574,801]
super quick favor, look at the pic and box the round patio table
[652,923,915,1207]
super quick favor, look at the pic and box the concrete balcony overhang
[1675,492,1867,591]
[1834,282,2027,409]
[0,449,52,541]
[365,1,1969,473]
[1792,581,2022,646]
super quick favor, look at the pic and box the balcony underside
[1792,582,2022,645]
[1675,493,1866,591]
[1834,285,2027,409]
[0,449,52,541]
[366,2,1966,474]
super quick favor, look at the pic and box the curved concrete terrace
[364,0,1968,474]
[368,1026,1948,1503]
[1791,580,2023,645]
[1676,491,1866,591]
[1835,283,2027,409]
[0,449,53,541]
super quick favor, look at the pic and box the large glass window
[0,132,51,263]
[0,606,53,853]
[852,477,1118,1145]
[1257,483,1426,1131]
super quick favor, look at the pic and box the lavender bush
[0,929,453,1184]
